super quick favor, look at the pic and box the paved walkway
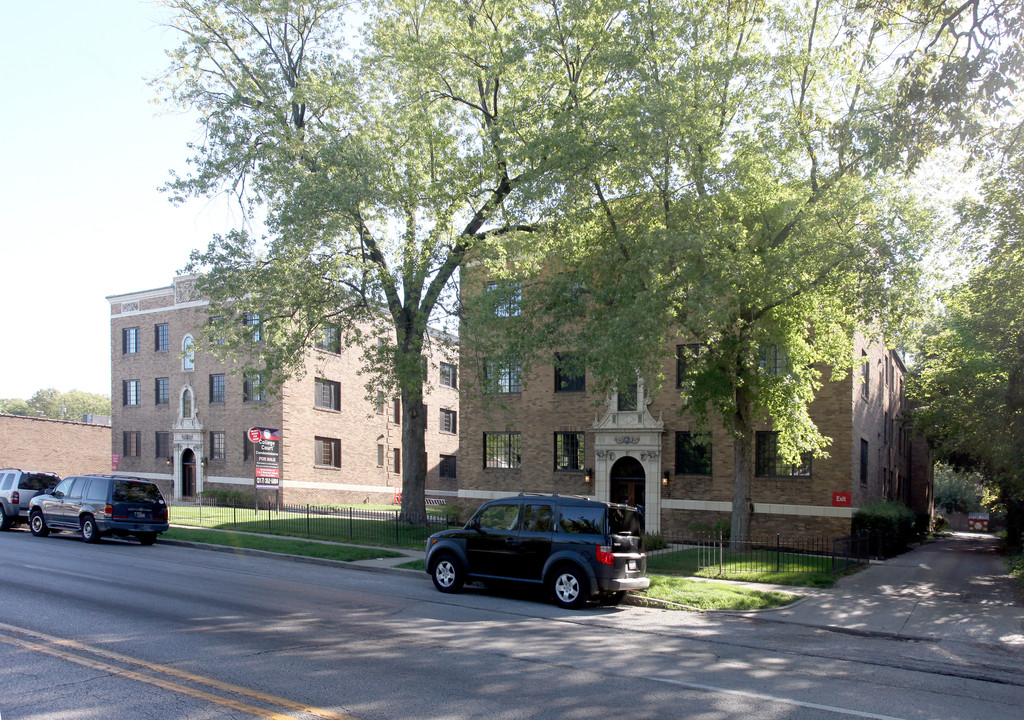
[733,532,1024,651]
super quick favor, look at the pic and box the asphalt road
[1,529,1021,720]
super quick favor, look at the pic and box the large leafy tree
[158,0,632,523]
[0,389,110,421]
[465,0,1020,541]
[913,130,1024,550]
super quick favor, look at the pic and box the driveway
[739,532,1024,650]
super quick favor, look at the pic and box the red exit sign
[833,492,851,507]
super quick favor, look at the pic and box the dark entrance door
[182,448,196,497]
[610,456,645,510]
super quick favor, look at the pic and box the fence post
[306,505,311,538]
[776,534,781,573]
[349,506,354,540]
[718,531,724,576]
[395,510,400,547]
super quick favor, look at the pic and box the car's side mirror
[52,491,64,499]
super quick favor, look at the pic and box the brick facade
[108,276,459,505]
[0,414,111,478]
[459,322,922,538]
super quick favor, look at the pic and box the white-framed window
[440,362,457,389]
[440,408,457,434]
[315,378,341,410]
[123,327,140,355]
[182,335,195,371]
[315,437,341,468]
[123,380,140,407]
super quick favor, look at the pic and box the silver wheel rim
[555,573,580,603]
[83,520,94,539]
[435,560,456,588]
[31,515,41,532]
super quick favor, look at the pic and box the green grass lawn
[647,546,840,588]
[168,505,451,550]
[162,526,809,611]
[640,575,799,610]
[162,528,405,562]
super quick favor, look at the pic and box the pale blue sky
[0,1,240,399]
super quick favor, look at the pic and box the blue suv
[29,475,169,545]
[425,493,649,609]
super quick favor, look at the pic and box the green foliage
[0,389,110,421]
[933,464,985,514]
[198,488,262,508]
[912,114,1024,551]
[461,0,1020,539]
[686,520,732,540]
[853,499,919,557]
[643,576,800,610]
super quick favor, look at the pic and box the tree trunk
[729,389,756,550]
[398,391,428,525]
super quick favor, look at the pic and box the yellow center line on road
[0,623,358,720]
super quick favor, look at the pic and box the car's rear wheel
[0,505,11,531]
[137,532,157,546]
[430,553,464,593]
[80,515,102,543]
[29,511,50,537]
[549,565,588,609]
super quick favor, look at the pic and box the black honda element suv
[425,493,649,609]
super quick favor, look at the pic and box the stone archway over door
[181,448,196,497]
[610,456,645,509]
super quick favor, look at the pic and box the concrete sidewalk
[731,533,1024,651]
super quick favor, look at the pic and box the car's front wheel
[80,515,102,543]
[29,511,50,537]
[430,553,465,593]
[549,565,588,609]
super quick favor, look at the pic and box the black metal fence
[647,531,871,577]
[169,497,457,549]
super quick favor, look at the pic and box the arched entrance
[181,448,197,497]
[610,456,646,509]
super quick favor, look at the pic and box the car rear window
[557,506,605,534]
[113,481,163,503]
[23,474,56,491]
[607,507,642,536]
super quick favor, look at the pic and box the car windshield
[112,481,163,503]
[607,507,642,536]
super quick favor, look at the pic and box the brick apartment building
[459,322,926,538]
[108,276,459,505]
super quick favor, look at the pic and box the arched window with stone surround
[182,334,195,371]
[181,386,194,420]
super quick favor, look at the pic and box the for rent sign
[249,427,281,487]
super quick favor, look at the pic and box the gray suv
[425,493,649,609]
[0,469,61,531]
[29,475,169,545]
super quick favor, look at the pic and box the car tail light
[104,504,114,518]
[596,545,615,566]
[11,492,19,504]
